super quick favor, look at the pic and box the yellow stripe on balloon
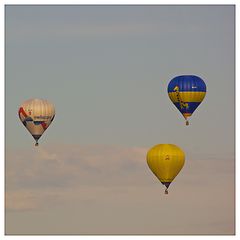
[168,91,206,103]
[183,113,192,118]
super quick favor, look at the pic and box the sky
[5,5,235,235]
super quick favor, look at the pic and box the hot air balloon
[146,144,185,194]
[18,98,55,146]
[167,75,206,125]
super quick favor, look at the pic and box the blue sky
[5,5,235,234]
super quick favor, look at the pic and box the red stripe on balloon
[41,122,47,130]
[18,107,28,118]
[19,106,48,130]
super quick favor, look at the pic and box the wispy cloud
[5,144,234,234]
[6,144,149,210]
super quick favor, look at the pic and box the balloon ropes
[146,144,185,194]
[18,99,55,146]
[167,75,206,125]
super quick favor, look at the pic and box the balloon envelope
[146,144,185,193]
[18,98,55,146]
[167,75,206,125]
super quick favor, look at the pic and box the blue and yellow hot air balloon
[146,144,185,194]
[168,75,206,125]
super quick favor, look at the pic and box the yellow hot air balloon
[18,98,55,146]
[146,144,185,194]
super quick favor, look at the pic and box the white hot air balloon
[18,98,55,146]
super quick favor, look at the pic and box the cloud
[5,144,234,234]
[6,144,149,210]
[6,190,39,211]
